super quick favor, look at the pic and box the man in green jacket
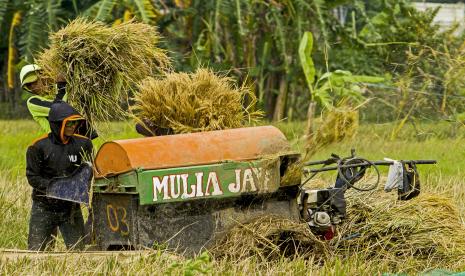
[20,64,97,139]
[20,64,67,133]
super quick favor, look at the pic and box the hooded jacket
[26,101,93,206]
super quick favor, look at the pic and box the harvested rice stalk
[210,215,329,262]
[337,192,465,267]
[36,18,170,126]
[306,106,359,154]
[281,161,303,186]
[132,68,263,134]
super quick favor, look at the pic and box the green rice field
[0,119,464,275]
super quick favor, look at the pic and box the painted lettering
[195,172,204,196]
[242,168,257,192]
[252,167,266,191]
[106,204,129,236]
[205,172,223,196]
[170,175,181,199]
[228,169,242,193]
[153,175,170,201]
[106,204,119,232]
[118,207,129,236]
[180,174,195,199]
[264,168,272,189]
[149,164,275,202]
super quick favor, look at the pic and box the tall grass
[0,119,464,274]
[0,173,29,249]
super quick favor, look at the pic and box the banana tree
[153,0,340,121]
[299,31,384,136]
[313,70,384,109]
[1,1,61,83]
[0,0,101,117]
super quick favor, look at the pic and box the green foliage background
[0,0,464,123]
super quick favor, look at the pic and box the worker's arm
[27,96,51,116]
[135,122,155,137]
[27,82,67,113]
[55,82,68,102]
[27,84,67,133]
[26,145,51,192]
[75,120,98,140]
[135,118,159,137]
[27,96,52,133]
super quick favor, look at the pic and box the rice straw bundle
[210,216,329,262]
[280,161,303,186]
[308,106,359,150]
[337,192,465,266]
[36,18,170,125]
[132,68,263,134]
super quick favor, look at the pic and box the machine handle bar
[304,160,436,173]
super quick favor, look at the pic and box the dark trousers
[28,200,85,251]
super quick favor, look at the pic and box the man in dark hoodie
[26,100,93,251]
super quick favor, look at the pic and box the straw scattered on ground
[210,216,329,262]
[37,18,170,126]
[336,192,465,268]
[210,191,465,271]
[131,68,263,134]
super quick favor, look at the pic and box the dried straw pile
[337,192,465,266]
[210,192,465,270]
[37,18,170,124]
[210,216,329,262]
[132,68,263,134]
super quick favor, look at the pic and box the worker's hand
[56,73,66,83]
[55,73,67,100]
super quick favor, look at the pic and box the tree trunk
[272,77,288,121]
[305,101,316,138]
[0,51,7,103]
[265,76,275,120]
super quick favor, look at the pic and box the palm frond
[71,0,78,14]
[82,0,102,19]
[19,2,48,62]
[270,8,289,73]
[95,0,117,22]
[46,0,63,31]
[133,0,158,23]
[8,11,21,89]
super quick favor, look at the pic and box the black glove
[54,82,67,102]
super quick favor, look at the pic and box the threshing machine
[91,126,302,253]
[73,126,434,253]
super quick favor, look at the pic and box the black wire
[337,158,380,192]
[299,156,381,217]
